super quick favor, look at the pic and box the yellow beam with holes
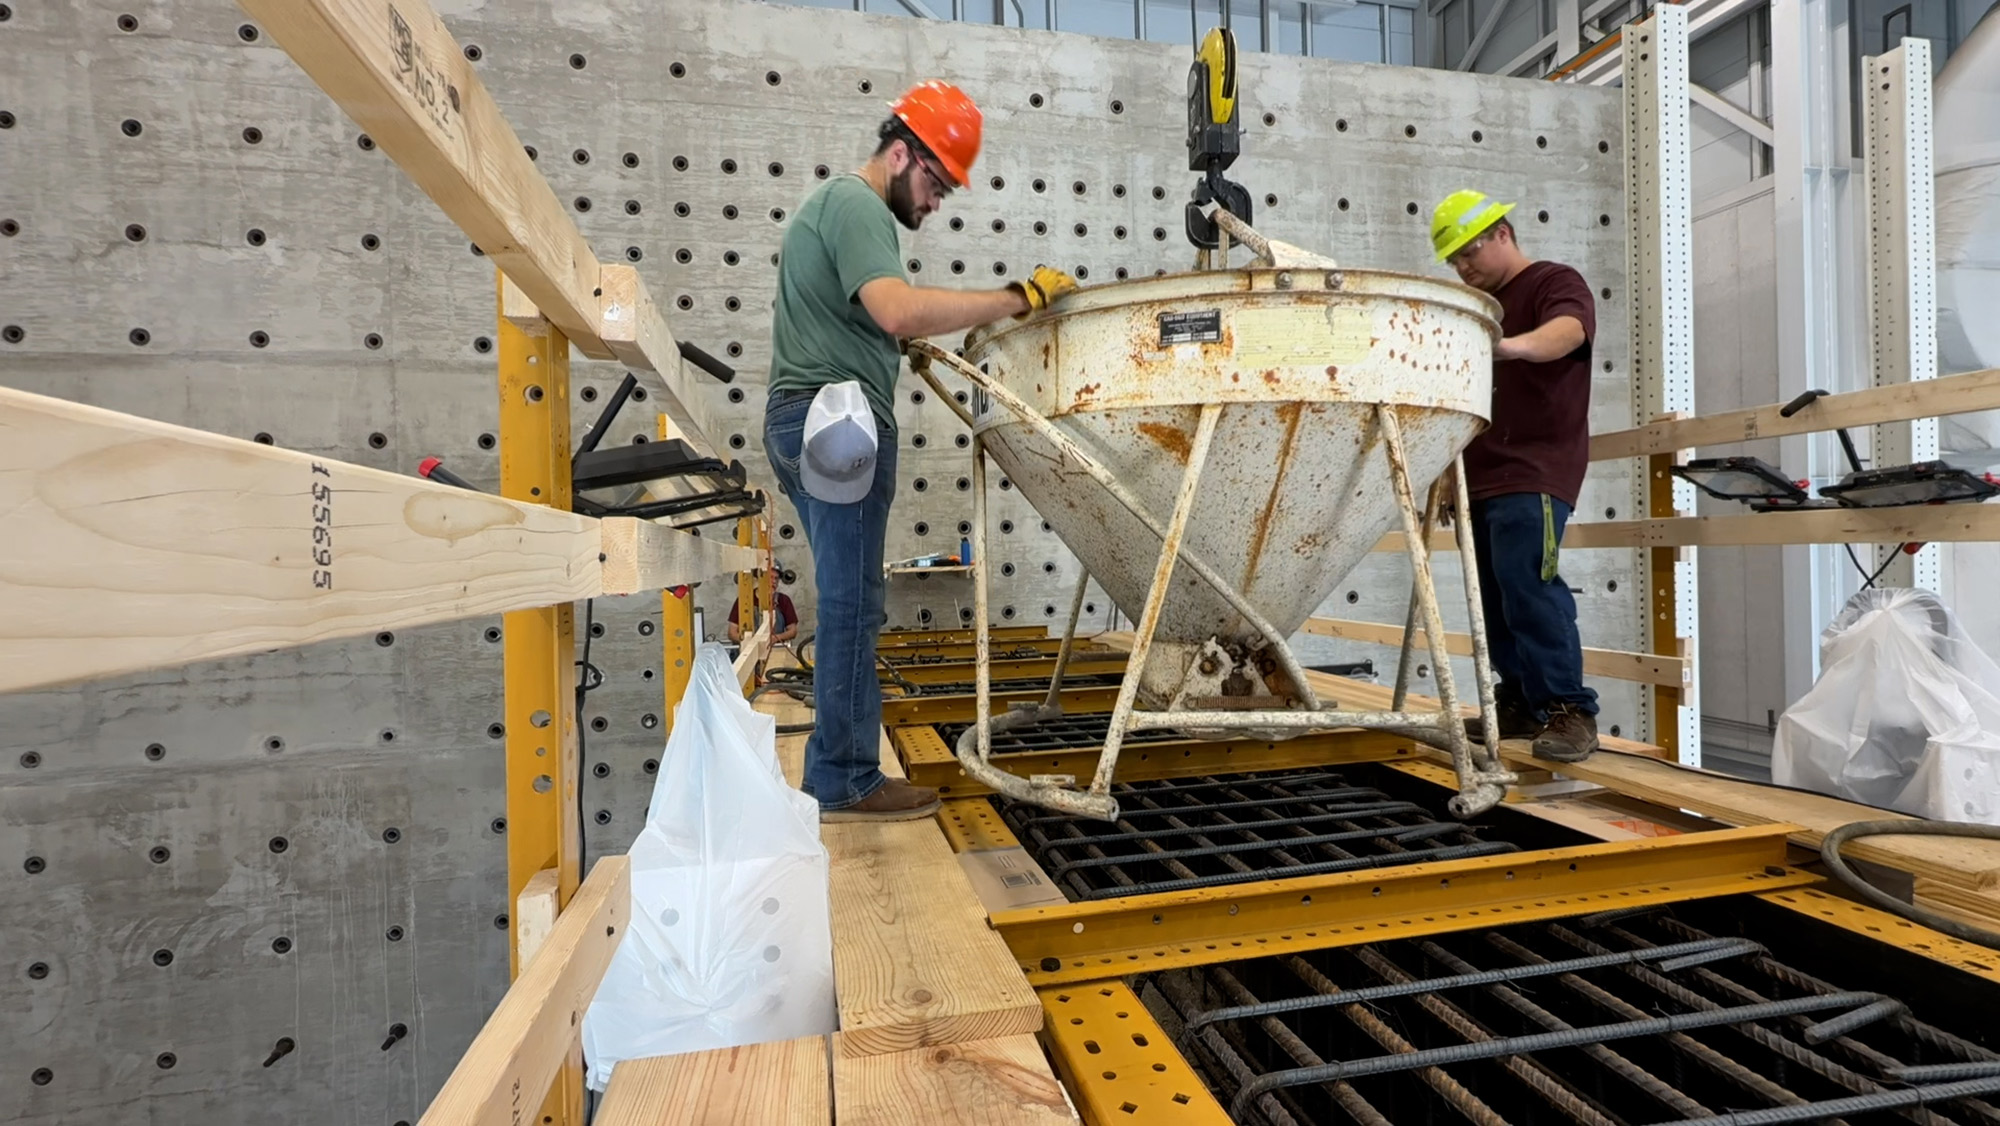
[879,637,1094,662]
[936,798,1024,852]
[890,725,1419,798]
[880,625,1052,646]
[1759,887,2000,986]
[883,654,1127,686]
[993,825,1817,986]
[657,415,697,741]
[884,684,1125,727]
[1039,981,1233,1125]
[495,270,583,1124]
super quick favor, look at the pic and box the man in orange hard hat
[762,81,1078,822]
[1431,188,1600,763]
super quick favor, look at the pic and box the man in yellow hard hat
[1431,189,1600,762]
[763,80,1078,822]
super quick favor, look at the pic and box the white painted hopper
[961,266,1499,705]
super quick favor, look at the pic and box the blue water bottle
[960,535,973,566]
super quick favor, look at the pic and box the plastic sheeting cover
[580,643,835,1089]
[1774,588,2000,824]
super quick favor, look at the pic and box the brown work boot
[1465,700,1538,744]
[1531,704,1599,763]
[820,778,941,823]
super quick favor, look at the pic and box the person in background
[727,568,799,645]
[1430,188,1600,763]
[761,79,1077,821]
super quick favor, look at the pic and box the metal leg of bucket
[1043,570,1092,712]
[1390,479,1443,712]
[1091,403,1224,803]
[1377,404,1511,819]
[955,437,1108,818]
[1449,458,1504,772]
[909,341,1321,714]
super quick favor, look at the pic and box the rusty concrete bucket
[908,218,1516,821]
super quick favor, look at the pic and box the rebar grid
[995,768,1515,900]
[1140,907,2000,1126]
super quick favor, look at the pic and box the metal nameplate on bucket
[1158,309,1223,345]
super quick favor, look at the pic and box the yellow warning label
[1231,305,1373,367]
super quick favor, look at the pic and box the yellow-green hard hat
[1431,189,1515,261]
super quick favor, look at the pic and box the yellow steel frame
[880,624,1052,646]
[889,723,1420,797]
[877,637,1090,661]
[883,654,1127,686]
[1761,886,2000,986]
[1039,981,1233,1125]
[936,797,1024,852]
[1647,450,1687,759]
[657,417,697,740]
[884,683,1126,727]
[495,270,583,1125]
[992,824,1816,986]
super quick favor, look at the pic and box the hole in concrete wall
[672,155,688,171]
[124,223,146,242]
[917,608,934,625]
[1472,130,1484,142]
[1000,563,1016,577]
[473,335,493,353]
[815,164,830,179]
[128,327,150,346]
[959,608,973,624]
[569,52,587,69]
[910,389,926,404]
[948,217,964,232]
[766,70,782,85]
[1599,140,1611,153]
[957,520,972,535]
[1537,135,1548,148]
[271,937,291,954]
[1152,227,1166,240]
[24,856,44,874]
[857,78,873,93]
[992,262,1007,276]
[1335,118,1348,132]
[580,385,600,403]
[1073,222,1087,237]
[956,477,971,491]
[1044,605,1056,616]
[1032,179,1047,193]
[1114,267,1130,280]
[238,22,261,42]
[954,434,970,448]
[1111,99,1124,114]
[1404,124,1416,138]
[1600,287,1611,300]
[1405,202,1418,215]
[573,148,591,165]
[116,13,139,30]
[463,43,482,61]
[1,220,17,236]
[722,250,739,265]
[728,386,746,403]
[1537,210,1549,223]
[361,233,380,250]
[674,201,691,218]
[770,207,786,222]
[1033,222,1049,236]
[1264,113,1278,127]
[477,433,496,449]
[242,126,263,145]
[249,331,269,348]
[524,145,538,160]
[722,204,739,221]
[594,810,612,825]
[575,195,593,212]
[669,61,686,77]
[1074,267,1088,280]
[121,118,143,137]
[1599,214,1611,226]
[381,827,401,844]
[1000,520,1015,534]
[266,835,288,853]
[768,162,784,177]
[149,845,169,864]
[1029,92,1045,108]
[357,133,375,151]
[728,434,745,449]
[144,743,166,761]
[1073,180,1087,195]
[675,248,693,264]
[1345,591,1359,603]
[950,260,965,274]
[911,434,928,448]
[470,243,484,255]
[487,722,505,739]
[778,523,796,539]
[493,915,508,930]
[912,477,929,492]
[246,228,266,246]
[1085,603,1096,614]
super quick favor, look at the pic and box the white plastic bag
[1773,588,2000,824]
[580,643,834,1089]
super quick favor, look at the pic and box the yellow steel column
[1647,449,1683,762]
[659,415,696,738]
[495,268,582,1126]
[736,517,756,637]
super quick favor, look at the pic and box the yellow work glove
[1011,265,1079,316]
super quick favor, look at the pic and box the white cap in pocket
[800,381,878,505]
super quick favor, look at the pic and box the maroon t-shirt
[1461,261,1597,507]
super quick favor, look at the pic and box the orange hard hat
[890,80,982,188]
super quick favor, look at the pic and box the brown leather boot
[1465,700,1539,744]
[1531,704,1599,763]
[820,778,941,823]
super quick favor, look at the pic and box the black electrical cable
[575,598,605,838]
[1843,542,1909,589]
[1820,820,2000,949]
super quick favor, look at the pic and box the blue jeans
[1470,493,1599,719]
[764,392,898,809]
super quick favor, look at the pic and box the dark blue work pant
[1469,492,1599,720]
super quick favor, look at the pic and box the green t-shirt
[768,174,905,431]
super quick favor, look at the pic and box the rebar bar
[1644,1077,2000,1126]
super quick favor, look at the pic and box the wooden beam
[833,1035,1077,1125]
[1301,617,1690,687]
[595,1036,832,1126]
[823,820,1043,1060]
[734,619,772,693]
[237,0,713,449]
[0,386,749,694]
[0,385,595,693]
[515,868,561,968]
[1563,502,2000,548]
[1589,366,2000,460]
[419,855,631,1126]
[598,519,758,597]
[1482,745,2000,891]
